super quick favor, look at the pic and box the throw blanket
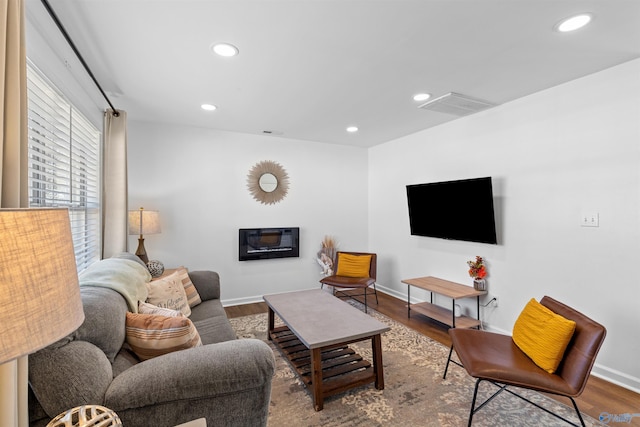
[79,258,151,312]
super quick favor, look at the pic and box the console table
[401,276,486,329]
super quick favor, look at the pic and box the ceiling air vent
[418,92,496,116]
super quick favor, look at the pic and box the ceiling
[26,0,640,148]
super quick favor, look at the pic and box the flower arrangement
[467,256,487,279]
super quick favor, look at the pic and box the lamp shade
[0,208,85,364]
[128,209,161,236]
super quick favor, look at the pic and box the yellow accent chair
[319,251,378,313]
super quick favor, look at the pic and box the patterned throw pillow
[175,267,202,308]
[125,312,202,361]
[138,301,184,317]
[145,271,191,316]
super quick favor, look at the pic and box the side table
[401,276,487,379]
[401,276,486,328]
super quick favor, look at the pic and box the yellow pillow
[512,298,576,374]
[336,254,372,278]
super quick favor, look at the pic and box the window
[26,64,102,272]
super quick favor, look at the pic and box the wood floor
[225,290,640,424]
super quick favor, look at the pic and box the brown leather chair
[445,296,606,427]
[319,251,378,313]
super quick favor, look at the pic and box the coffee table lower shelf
[269,325,379,409]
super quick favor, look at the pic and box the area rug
[229,304,603,427]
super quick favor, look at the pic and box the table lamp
[0,208,85,427]
[128,207,161,264]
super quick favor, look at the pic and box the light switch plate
[580,212,599,227]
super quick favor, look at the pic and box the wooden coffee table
[263,289,390,411]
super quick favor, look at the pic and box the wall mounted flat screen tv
[239,227,300,261]
[406,177,497,244]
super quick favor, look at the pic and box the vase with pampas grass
[316,235,338,276]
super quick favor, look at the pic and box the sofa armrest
[105,339,275,427]
[29,341,114,418]
[188,270,220,301]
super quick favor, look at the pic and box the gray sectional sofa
[28,256,275,427]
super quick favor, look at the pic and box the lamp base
[47,405,122,427]
[135,238,149,264]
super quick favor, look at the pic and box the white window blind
[27,64,102,272]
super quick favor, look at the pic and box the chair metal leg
[364,288,368,313]
[569,397,587,427]
[372,283,379,304]
[443,344,464,378]
[328,286,376,314]
[468,379,482,427]
[468,379,586,427]
[443,345,455,379]
[501,386,586,427]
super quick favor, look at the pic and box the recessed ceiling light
[346,126,359,133]
[201,104,217,111]
[413,93,431,102]
[211,43,239,57]
[556,14,592,32]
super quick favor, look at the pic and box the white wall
[127,123,369,304]
[369,59,640,391]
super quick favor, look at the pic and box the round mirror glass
[259,173,278,193]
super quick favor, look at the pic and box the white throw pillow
[145,271,191,316]
[138,301,185,318]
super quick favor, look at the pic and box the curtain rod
[39,0,120,116]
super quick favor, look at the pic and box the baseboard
[375,283,409,302]
[222,285,370,307]
[222,295,265,307]
[222,287,324,307]
[591,365,640,394]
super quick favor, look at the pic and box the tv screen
[406,177,497,244]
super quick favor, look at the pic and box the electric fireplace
[239,227,300,261]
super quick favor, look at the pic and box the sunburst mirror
[247,160,290,205]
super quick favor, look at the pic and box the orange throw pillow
[512,298,576,373]
[336,253,372,278]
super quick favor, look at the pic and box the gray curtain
[0,1,29,425]
[102,109,129,258]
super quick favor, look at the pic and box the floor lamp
[0,208,85,427]
[128,207,161,264]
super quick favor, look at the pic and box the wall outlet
[483,295,499,308]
